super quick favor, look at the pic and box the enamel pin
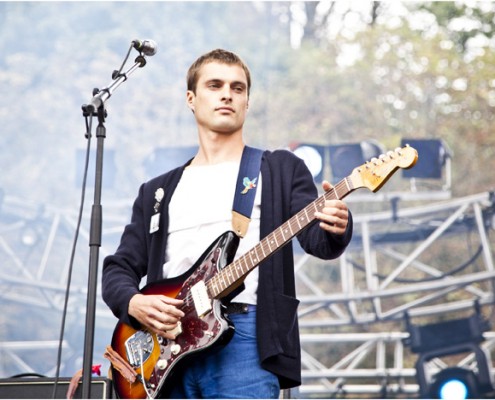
[150,187,165,234]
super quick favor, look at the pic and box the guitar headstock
[348,145,418,193]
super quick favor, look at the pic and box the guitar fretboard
[207,177,355,299]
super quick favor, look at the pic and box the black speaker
[0,377,113,399]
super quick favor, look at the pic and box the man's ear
[186,90,195,113]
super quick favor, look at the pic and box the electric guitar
[106,145,418,399]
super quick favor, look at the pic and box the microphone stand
[80,53,148,399]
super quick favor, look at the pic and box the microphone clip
[135,55,147,68]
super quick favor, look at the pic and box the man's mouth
[216,107,235,113]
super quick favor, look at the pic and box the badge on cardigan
[150,187,164,234]
[150,213,160,234]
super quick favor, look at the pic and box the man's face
[186,61,249,135]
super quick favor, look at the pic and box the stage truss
[0,189,494,398]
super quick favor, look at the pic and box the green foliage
[418,1,495,51]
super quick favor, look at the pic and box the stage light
[429,367,479,400]
[439,378,468,399]
[289,142,326,183]
[328,140,384,181]
[404,303,494,399]
[400,138,451,179]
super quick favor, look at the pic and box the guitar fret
[288,220,294,236]
[260,240,267,258]
[240,255,249,274]
[284,223,292,238]
[219,271,228,290]
[271,233,278,248]
[280,226,286,241]
[343,177,352,193]
[209,278,219,297]
[233,260,241,279]
[248,249,255,266]
[253,246,261,264]
[314,203,319,215]
[242,256,249,273]
[253,248,259,264]
[267,234,274,252]
[305,207,310,223]
[226,269,233,285]
[296,214,302,229]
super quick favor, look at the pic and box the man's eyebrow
[205,78,223,84]
[204,78,246,88]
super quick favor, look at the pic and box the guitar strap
[232,146,263,238]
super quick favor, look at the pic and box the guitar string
[195,180,348,304]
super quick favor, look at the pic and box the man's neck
[191,132,245,166]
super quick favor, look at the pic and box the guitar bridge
[125,330,154,368]
[191,280,212,318]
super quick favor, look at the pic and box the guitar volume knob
[171,344,181,355]
[156,359,168,370]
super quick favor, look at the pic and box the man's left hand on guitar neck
[314,180,349,236]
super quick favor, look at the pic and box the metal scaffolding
[0,189,494,397]
[297,190,495,397]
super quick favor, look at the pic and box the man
[102,49,352,398]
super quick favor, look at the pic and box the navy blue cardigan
[102,149,353,389]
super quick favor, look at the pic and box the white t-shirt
[163,161,261,305]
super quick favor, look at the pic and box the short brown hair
[186,49,251,95]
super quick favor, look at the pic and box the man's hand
[314,180,349,236]
[129,293,184,340]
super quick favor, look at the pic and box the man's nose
[220,84,233,100]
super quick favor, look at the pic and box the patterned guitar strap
[231,146,263,238]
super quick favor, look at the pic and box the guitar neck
[207,177,356,299]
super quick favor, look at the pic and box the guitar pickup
[191,280,212,318]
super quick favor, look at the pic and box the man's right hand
[128,293,184,340]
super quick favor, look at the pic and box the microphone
[132,39,157,56]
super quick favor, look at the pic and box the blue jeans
[167,310,280,398]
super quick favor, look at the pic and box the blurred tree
[417,1,495,52]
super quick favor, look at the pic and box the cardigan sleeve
[284,150,353,259]
[101,183,150,326]
[101,165,185,327]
